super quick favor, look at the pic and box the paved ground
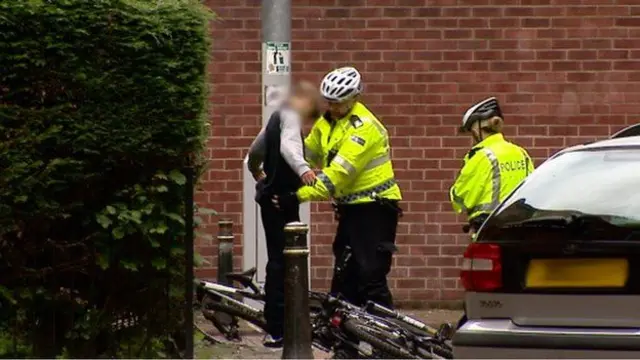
[194,309,462,359]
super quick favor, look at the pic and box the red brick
[204,1,640,304]
[616,18,640,27]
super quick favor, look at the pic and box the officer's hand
[301,170,316,186]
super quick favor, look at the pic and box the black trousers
[330,201,398,308]
[259,198,299,339]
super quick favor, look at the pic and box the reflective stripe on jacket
[297,102,402,204]
[449,133,534,221]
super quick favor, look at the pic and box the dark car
[453,128,640,359]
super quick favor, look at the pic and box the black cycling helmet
[459,97,503,133]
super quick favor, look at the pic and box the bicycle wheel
[342,318,419,359]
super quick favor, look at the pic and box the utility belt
[334,178,397,204]
[331,179,403,220]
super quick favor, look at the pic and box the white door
[242,156,311,285]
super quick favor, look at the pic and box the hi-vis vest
[297,102,402,204]
[450,133,534,221]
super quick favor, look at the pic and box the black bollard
[217,219,234,286]
[282,221,313,359]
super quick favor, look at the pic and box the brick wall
[201,0,640,306]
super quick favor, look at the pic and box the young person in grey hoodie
[246,81,319,347]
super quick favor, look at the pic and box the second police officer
[450,96,535,236]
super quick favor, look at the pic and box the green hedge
[0,0,212,357]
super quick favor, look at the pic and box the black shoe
[263,334,283,348]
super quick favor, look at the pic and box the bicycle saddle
[226,267,257,284]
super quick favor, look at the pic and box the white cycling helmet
[320,67,362,102]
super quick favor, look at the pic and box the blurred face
[326,97,357,119]
[289,93,318,122]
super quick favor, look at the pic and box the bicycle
[197,243,453,359]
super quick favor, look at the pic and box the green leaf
[130,210,143,224]
[106,205,117,215]
[151,257,167,270]
[165,212,185,225]
[155,185,169,193]
[155,173,168,180]
[153,223,168,234]
[96,253,109,270]
[122,261,138,272]
[96,214,112,229]
[170,247,185,256]
[17,288,33,300]
[169,286,184,298]
[112,227,125,239]
[169,169,186,185]
[0,286,16,304]
[194,253,208,267]
[14,195,28,203]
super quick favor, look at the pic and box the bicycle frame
[198,279,264,301]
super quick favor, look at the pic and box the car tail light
[460,243,502,292]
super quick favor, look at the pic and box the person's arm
[247,127,266,178]
[449,152,490,215]
[279,108,311,177]
[296,118,379,202]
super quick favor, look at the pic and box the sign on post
[265,41,291,75]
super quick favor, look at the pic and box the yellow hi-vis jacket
[450,133,534,222]
[296,102,402,204]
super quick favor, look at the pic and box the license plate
[526,258,629,288]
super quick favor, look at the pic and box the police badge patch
[351,135,366,146]
[349,115,364,128]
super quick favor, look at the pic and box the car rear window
[486,147,640,230]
